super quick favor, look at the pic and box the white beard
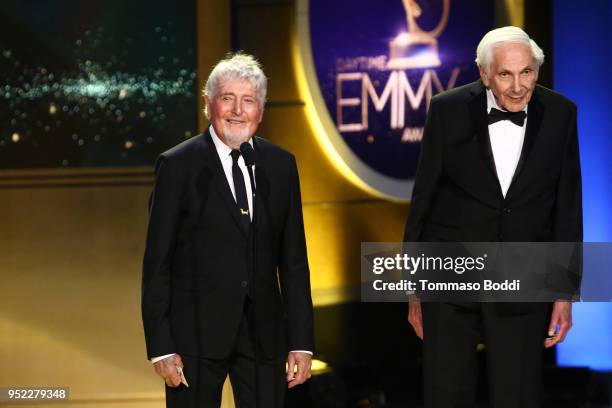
[222,123,251,149]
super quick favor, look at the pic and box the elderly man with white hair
[142,53,314,407]
[404,26,582,407]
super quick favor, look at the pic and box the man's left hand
[544,300,573,348]
[286,351,312,388]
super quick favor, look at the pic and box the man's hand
[408,297,424,340]
[544,300,572,348]
[153,354,184,387]
[286,351,312,388]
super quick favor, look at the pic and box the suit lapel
[505,88,544,200]
[468,81,504,199]
[202,130,248,238]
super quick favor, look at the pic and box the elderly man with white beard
[142,53,314,408]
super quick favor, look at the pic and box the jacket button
[241,280,248,288]
[503,207,511,214]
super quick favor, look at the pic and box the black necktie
[230,150,250,234]
[488,107,527,127]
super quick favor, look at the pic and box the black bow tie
[488,108,527,127]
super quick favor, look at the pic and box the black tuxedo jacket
[404,80,582,244]
[142,130,314,360]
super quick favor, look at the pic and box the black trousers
[166,298,286,408]
[422,302,550,408]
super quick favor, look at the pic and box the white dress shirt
[209,125,255,220]
[151,127,311,363]
[486,89,528,197]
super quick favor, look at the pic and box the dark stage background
[0,0,197,168]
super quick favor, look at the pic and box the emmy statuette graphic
[388,0,450,69]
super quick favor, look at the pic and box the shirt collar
[486,88,528,115]
[208,125,254,160]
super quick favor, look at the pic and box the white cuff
[290,350,313,355]
[150,353,176,364]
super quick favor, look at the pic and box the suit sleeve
[553,103,583,242]
[552,104,583,298]
[141,156,183,359]
[403,97,444,242]
[278,155,315,353]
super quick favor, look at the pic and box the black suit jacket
[404,80,582,244]
[142,130,314,360]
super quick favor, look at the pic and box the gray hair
[203,52,267,117]
[475,26,545,75]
